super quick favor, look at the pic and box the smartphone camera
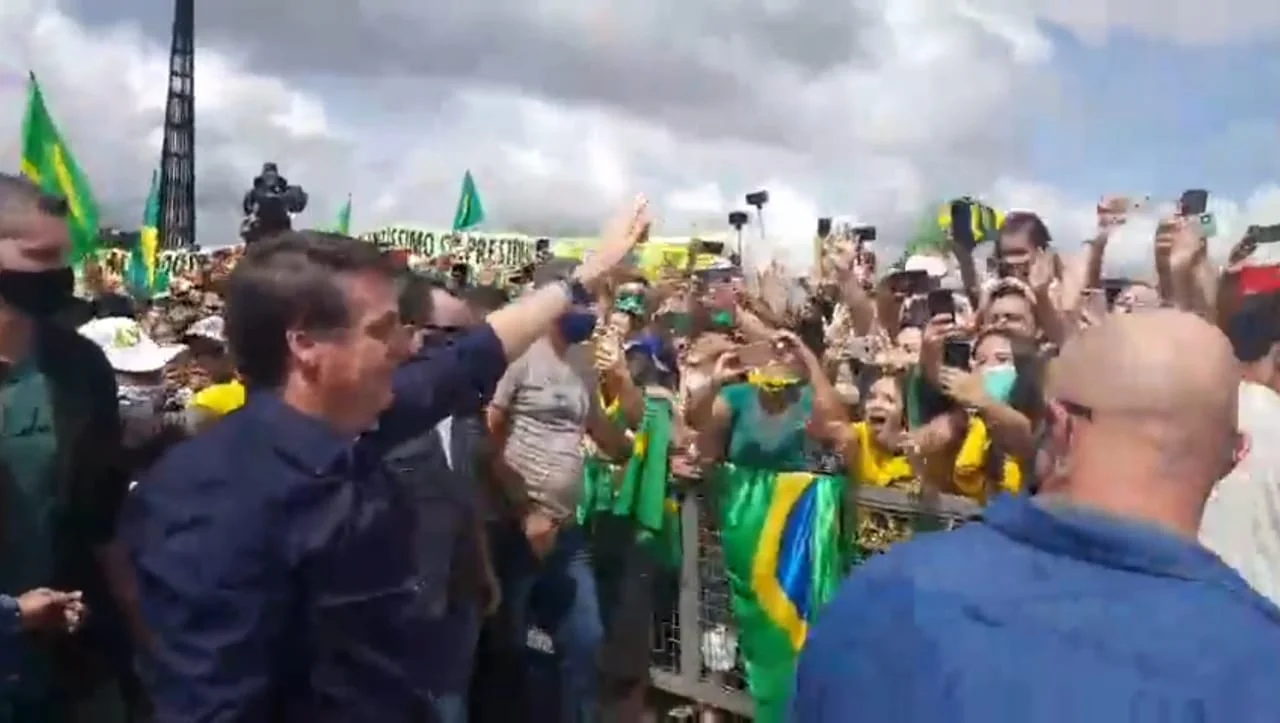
[943,338,972,370]
[1179,189,1209,216]
[1249,224,1280,244]
[745,190,770,207]
[926,290,956,318]
[816,217,833,238]
[853,225,877,243]
[728,210,749,229]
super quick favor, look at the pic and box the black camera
[728,210,749,229]
[853,225,877,242]
[816,217,832,237]
[745,190,769,207]
[241,162,308,244]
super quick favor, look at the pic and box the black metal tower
[158,0,195,249]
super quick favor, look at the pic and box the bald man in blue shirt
[794,310,1280,722]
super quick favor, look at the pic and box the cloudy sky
[4,0,1280,271]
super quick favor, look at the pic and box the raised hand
[575,195,652,293]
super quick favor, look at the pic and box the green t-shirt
[720,383,814,472]
[0,359,57,594]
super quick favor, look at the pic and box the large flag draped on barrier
[127,170,167,298]
[714,464,847,723]
[20,72,101,265]
[578,394,681,569]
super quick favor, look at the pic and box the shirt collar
[984,494,1262,597]
[245,390,350,474]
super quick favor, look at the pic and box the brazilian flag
[714,464,847,723]
[578,394,681,569]
[20,72,101,265]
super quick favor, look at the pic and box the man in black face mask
[386,271,497,723]
[0,174,138,720]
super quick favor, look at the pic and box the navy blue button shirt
[121,325,508,723]
[794,495,1280,723]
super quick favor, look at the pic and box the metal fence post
[678,495,702,678]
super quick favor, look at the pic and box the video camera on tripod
[241,162,308,244]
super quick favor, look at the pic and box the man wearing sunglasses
[794,309,1280,722]
[388,272,495,723]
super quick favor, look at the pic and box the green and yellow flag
[335,194,352,235]
[126,170,168,298]
[714,464,847,723]
[451,170,485,232]
[20,72,101,264]
[578,395,681,564]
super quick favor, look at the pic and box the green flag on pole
[451,170,486,231]
[20,72,101,265]
[335,194,352,235]
[126,169,168,298]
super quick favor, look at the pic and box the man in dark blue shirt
[794,310,1280,722]
[122,198,651,722]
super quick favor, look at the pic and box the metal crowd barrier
[646,484,982,719]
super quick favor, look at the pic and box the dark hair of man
[989,283,1032,306]
[0,172,69,233]
[462,284,508,313]
[394,271,447,328]
[998,211,1052,250]
[225,230,393,388]
[1226,291,1280,364]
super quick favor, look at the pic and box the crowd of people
[0,167,1279,723]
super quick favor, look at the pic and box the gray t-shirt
[492,338,599,521]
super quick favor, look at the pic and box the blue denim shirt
[121,325,507,722]
[794,495,1280,723]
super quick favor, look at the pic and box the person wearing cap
[486,256,636,722]
[0,174,138,720]
[78,317,188,452]
[182,315,246,428]
[1200,292,1280,605]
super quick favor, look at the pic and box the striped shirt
[492,338,599,521]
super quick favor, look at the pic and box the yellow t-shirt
[952,415,1022,503]
[849,421,915,487]
[190,380,246,417]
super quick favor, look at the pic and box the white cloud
[2,0,1279,291]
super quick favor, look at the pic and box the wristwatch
[559,278,592,306]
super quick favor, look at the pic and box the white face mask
[118,385,165,448]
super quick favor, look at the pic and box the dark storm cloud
[67,0,873,152]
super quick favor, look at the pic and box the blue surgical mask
[557,311,597,344]
[980,364,1017,403]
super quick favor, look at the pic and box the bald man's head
[1038,310,1242,532]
